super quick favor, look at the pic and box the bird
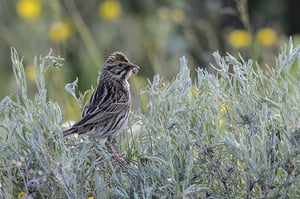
[63,52,139,162]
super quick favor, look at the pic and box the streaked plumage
[63,52,139,159]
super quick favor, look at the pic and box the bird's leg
[107,137,126,164]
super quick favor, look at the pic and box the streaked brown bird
[63,52,139,161]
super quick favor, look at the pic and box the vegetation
[1,43,300,198]
[1,0,294,106]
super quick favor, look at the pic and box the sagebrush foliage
[1,44,300,198]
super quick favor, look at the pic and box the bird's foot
[113,152,127,164]
[107,141,126,164]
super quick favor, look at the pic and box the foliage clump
[1,44,300,198]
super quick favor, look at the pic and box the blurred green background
[1,0,299,117]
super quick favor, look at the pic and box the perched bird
[63,52,139,161]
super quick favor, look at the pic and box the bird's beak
[129,63,140,74]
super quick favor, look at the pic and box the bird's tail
[63,127,77,137]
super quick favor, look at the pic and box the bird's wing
[69,83,130,131]
[72,101,130,128]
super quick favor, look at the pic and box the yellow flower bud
[228,29,251,48]
[99,0,121,21]
[257,28,277,46]
[16,0,41,20]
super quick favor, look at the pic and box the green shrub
[1,44,300,198]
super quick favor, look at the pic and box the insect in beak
[129,63,139,74]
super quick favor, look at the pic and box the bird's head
[102,52,139,81]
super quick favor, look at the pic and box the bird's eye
[118,63,122,67]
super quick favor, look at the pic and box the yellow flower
[228,29,251,48]
[170,9,184,23]
[257,27,277,46]
[220,104,227,113]
[25,64,36,82]
[16,0,41,20]
[219,118,225,127]
[98,0,121,21]
[49,21,71,43]
[188,86,198,100]
[17,191,26,198]
[88,196,94,199]
[217,104,227,127]
[237,159,245,169]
